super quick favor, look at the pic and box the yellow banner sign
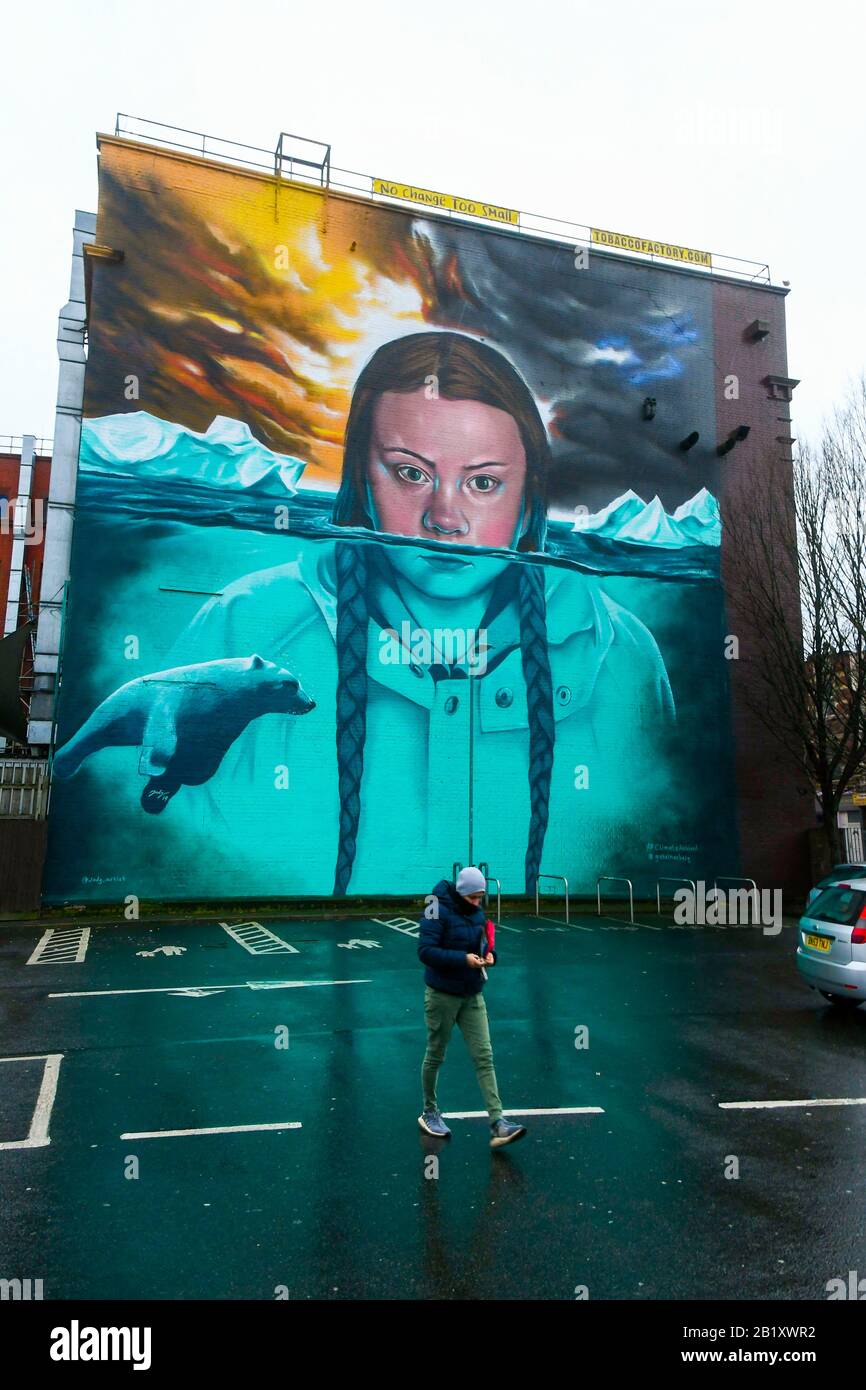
[591,227,712,268]
[374,178,519,226]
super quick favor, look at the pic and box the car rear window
[817,866,866,890]
[808,885,866,926]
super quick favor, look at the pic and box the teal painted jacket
[155,537,675,898]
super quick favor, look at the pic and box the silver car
[797,877,866,1008]
[805,863,866,909]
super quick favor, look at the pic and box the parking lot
[1,904,865,1300]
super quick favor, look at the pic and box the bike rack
[484,876,502,924]
[597,876,634,923]
[656,877,696,915]
[535,873,570,925]
[713,876,760,921]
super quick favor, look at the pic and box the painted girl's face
[366,388,530,598]
[369,389,528,545]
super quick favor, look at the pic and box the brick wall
[713,282,813,896]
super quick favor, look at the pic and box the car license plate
[805,933,832,952]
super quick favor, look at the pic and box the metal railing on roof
[113,115,772,285]
[0,437,53,455]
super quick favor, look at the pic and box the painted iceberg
[79,412,307,496]
[572,487,720,548]
[672,488,722,545]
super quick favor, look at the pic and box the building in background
[0,203,94,914]
[0,435,52,746]
[0,437,53,912]
[24,119,813,907]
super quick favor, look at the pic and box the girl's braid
[517,561,555,895]
[333,540,370,895]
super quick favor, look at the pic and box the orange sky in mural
[87,139,439,486]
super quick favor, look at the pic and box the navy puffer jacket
[417,879,497,997]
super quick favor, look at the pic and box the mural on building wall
[42,139,738,902]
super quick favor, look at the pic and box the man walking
[417,866,526,1149]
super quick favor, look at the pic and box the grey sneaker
[418,1109,451,1138]
[490,1117,527,1148]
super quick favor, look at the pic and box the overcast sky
[3,0,864,446]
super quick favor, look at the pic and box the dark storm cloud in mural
[413,219,721,513]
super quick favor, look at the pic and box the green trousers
[422,985,503,1122]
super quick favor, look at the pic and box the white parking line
[442,1106,605,1118]
[0,1054,63,1150]
[380,915,522,935]
[48,979,370,1000]
[27,928,91,964]
[220,922,299,954]
[594,915,663,931]
[373,917,420,937]
[120,1121,302,1139]
[720,1097,866,1111]
[534,915,593,931]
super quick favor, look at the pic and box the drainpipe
[27,210,96,751]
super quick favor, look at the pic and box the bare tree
[724,377,866,865]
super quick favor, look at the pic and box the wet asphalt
[0,909,864,1300]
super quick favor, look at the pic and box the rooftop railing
[0,437,53,455]
[113,115,772,286]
